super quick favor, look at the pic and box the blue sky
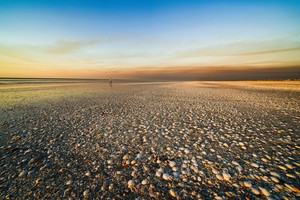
[0,0,300,78]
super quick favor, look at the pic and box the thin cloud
[238,47,300,55]
[174,35,300,58]
[45,40,98,54]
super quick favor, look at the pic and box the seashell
[222,173,231,181]
[184,149,190,154]
[142,179,148,185]
[259,187,270,196]
[169,161,176,168]
[216,174,223,181]
[270,176,279,183]
[83,189,89,196]
[251,187,260,195]
[169,189,177,198]
[232,161,239,166]
[244,181,252,188]
[270,172,280,178]
[18,170,28,177]
[250,163,259,168]
[162,173,172,181]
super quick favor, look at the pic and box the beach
[0,79,299,199]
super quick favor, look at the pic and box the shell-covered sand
[1,80,299,199]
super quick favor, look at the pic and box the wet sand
[0,80,299,199]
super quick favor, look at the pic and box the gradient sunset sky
[1,0,300,80]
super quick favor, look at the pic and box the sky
[0,0,300,80]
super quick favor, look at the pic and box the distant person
[109,77,112,89]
